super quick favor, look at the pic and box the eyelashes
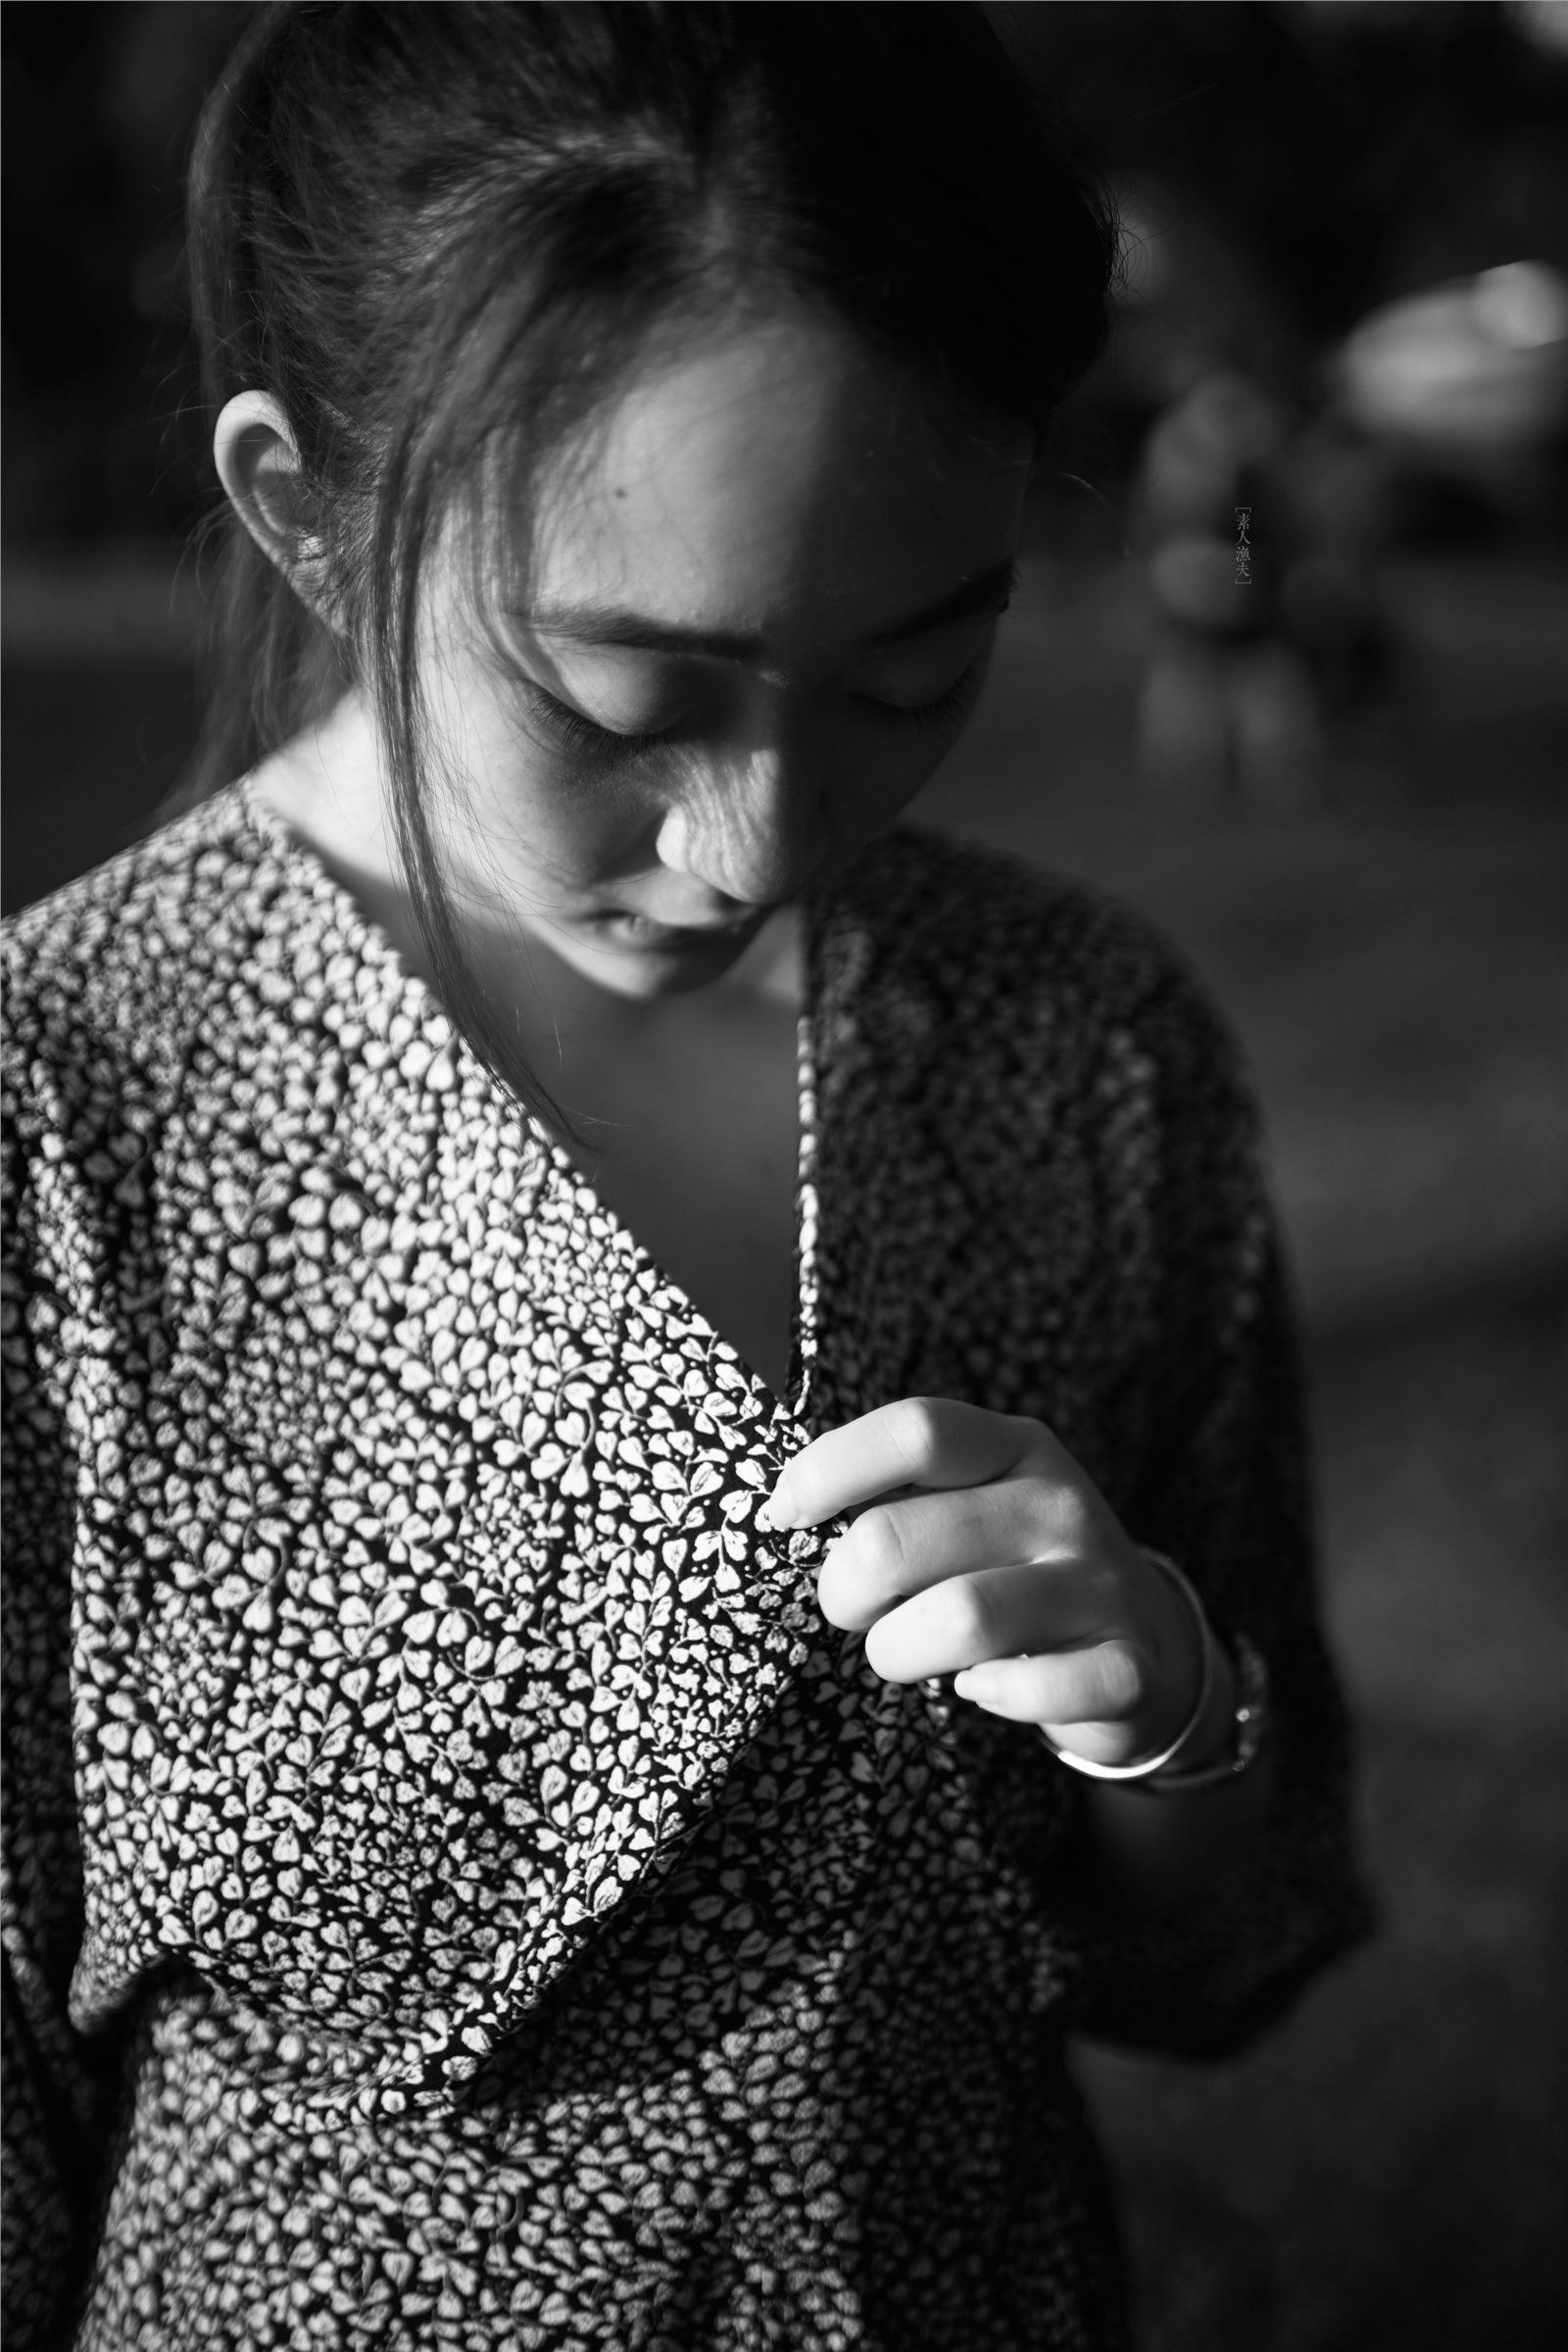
[516,658,987,764]
[857,656,987,735]
[516,679,676,762]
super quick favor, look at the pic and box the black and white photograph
[3,6,1565,2348]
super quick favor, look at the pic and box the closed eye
[514,650,990,760]
[853,655,988,732]
[516,676,682,761]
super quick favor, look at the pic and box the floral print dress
[2,779,1371,2350]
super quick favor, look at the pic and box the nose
[655,743,827,907]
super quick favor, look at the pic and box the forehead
[524,308,1032,660]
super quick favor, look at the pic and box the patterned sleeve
[1061,956,1377,2057]
[1,1073,111,2347]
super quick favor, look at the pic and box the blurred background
[3,3,1566,2345]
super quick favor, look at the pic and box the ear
[213,390,335,616]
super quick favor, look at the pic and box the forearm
[1078,1745,1275,1919]
[1073,1643,1275,1918]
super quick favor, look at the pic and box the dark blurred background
[4,5,1567,2346]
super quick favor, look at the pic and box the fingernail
[761,1481,798,1532]
[954,1667,1000,1705]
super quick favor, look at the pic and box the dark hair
[182,0,1117,1113]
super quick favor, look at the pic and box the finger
[768,1398,1043,1529]
[950,1642,1151,1736]
[858,1559,1102,1685]
[817,1477,1092,1633]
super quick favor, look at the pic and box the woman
[1,7,1372,2346]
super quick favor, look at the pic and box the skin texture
[216,303,1250,1845]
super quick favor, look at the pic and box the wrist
[1160,1621,1237,1774]
[1132,1626,1271,1796]
[1037,1550,1213,1781]
[1037,1552,1269,1792]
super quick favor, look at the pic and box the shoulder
[3,784,284,1125]
[830,821,1252,1118]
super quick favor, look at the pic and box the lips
[598,908,764,951]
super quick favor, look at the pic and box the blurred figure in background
[1131,367,1400,811]
[1132,367,1325,809]
[1272,408,1398,752]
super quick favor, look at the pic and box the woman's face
[420,305,1032,1000]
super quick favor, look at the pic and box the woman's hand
[764,1397,1213,1770]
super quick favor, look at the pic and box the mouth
[590,907,769,954]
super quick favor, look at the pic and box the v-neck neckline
[234,775,824,1429]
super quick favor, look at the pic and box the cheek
[432,673,647,877]
[483,768,656,894]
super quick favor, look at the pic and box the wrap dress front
[1,779,1372,2350]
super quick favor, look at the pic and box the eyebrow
[520,558,1017,661]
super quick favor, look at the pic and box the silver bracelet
[1035,1549,1216,1783]
[1134,1631,1270,1797]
